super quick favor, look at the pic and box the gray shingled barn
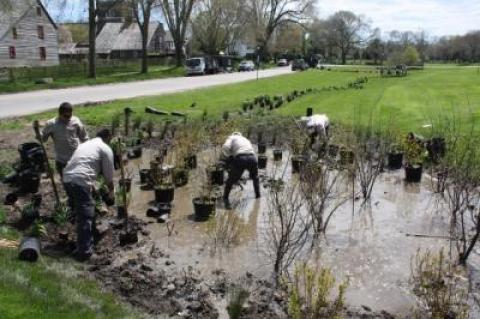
[0,0,59,67]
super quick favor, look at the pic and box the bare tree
[300,161,348,239]
[129,0,158,73]
[159,0,196,66]
[246,0,313,55]
[191,0,245,55]
[324,11,370,65]
[265,181,311,284]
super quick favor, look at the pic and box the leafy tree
[402,45,420,65]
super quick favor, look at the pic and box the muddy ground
[2,134,480,318]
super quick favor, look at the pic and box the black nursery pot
[173,169,189,187]
[273,149,283,161]
[139,169,151,184]
[18,236,41,262]
[209,167,224,186]
[154,185,175,203]
[388,152,403,170]
[328,144,339,158]
[291,155,305,173]
[405,164,423,183]
[192,197,215,221]
[257,143,267,154]
[184,155,197,170]
[258,155,268,169]
[306,107,313,117]
[119,178,132,192]
[117,205,127,219]
[4,192,18,205]
[19,170,40,194]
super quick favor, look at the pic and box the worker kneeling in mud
[221,132,260,208]
[301,113,330,147]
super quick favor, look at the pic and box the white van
[186,57,206,75]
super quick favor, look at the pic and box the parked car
[277,58,288,66]
[238,60,255,71]
[186,57,219,75]
[291,59,309,71]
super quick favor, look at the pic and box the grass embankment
[0,207,141,319]
[0,65,184,94]
[2,65,478,135]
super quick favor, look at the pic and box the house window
[9,46,16,59]
[39,47,46,60]
[37,25,44,39]
[12,27,17,39]
[37,6,42,16]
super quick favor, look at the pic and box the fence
[0,57,176,82]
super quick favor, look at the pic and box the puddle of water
[124,147,476,315]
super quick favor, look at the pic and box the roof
[0,0,57,41]
[96,22,164,54]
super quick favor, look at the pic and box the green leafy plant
[403,137,427,166]
[21,203,37,221]
[287,263,348,319]
[52,202,70,226]
[115,186,131,207]
[227,286,249,319]
[28,221,47,238]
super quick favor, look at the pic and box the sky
[45,0,479,38]
[316,0,480,37]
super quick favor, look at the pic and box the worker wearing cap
[39,102,89,178]
[221,132,260,208]
[301,113,330,147]
[63,129,114,261]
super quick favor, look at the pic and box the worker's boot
[253,178,261,199]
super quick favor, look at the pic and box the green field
[2,65,478,136]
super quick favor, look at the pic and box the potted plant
[192,179,216,222]
[387,143,403,170]
[119,167,133,193]
[403,138,426,183]
[289,130,308,173]
[257,155,268,169]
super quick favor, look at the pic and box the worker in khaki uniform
[63,129,114,261]
[221,132,260,208]
[41,102,89,177]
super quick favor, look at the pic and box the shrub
[287,263,348,319]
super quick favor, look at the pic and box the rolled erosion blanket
[145,106,168,115]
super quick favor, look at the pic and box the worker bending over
[221,132,260,208]
[301,113,330,147]
[63,129,114,261]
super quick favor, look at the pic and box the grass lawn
[2,64,478,136]
[0,66,185,94]
[0,246,141,319]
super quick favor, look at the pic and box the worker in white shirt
[63,129,114,261]
[221,132,260,208]
[40,102,89,178]
[301,113,330,147]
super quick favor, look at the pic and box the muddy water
[124,147,478,316]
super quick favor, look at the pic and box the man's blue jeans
[64,182,95,256]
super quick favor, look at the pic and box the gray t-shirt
[63,137,114,188]
[42,116,89,164]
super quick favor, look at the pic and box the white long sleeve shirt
[63,137,114,188]
[221,133,255,159]
[305,114,329,135]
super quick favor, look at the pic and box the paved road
[0,67,292,118]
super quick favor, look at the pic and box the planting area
[1,65,480,318]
